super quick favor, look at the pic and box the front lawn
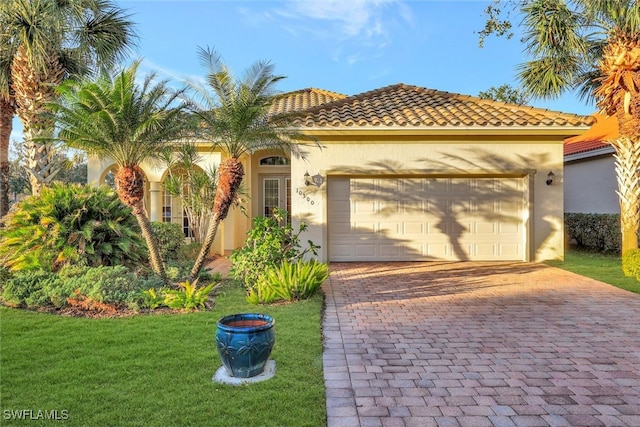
[0,281,326,427]
[546,247,640,294]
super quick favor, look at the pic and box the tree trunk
[610,136,640,254]
[0,99,13,217]
[11,46,63,197]
[132,203,168,284]
[189,157,245,280]
[115,165,168,283]
[189,211,222,281]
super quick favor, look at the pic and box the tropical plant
[229,208,320,291]
[0,0,136,197]
[481,0,640,256]
[0,183,146,272]
[163,279,215,311]
[160,143,218,243]
[51,60,189,283]
[141,287,166,310]
[184,46,314,280]
[247,260,329,304]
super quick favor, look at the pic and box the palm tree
[51,60,188,283]
[512,0,640,254]
[1,39,17,218]
[186,47,310,280]
[0,0,136,197]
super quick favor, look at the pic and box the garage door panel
[474,222,496,234]
[354,244,376,257]
[403,222,424,235]
[379,244,402,257]
[353,222,377,234]
[328,177,525,261]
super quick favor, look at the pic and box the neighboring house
[564,114,620,214]
[88,83,593,262]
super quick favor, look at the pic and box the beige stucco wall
[564,154,619,214]
[291,134,566,263]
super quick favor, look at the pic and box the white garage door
[328,177,526,261]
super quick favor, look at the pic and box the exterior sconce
[546,171,555,186]
[304,171,324,187]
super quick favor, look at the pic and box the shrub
[565,213,622,253]
[178,241,203,261]
[0,270,62,308]
[622,249,640,281]
[63,265,163,310]
[230,208,319,291]
[247,260,329,304]
[0,184,147,272]
[151,221,185,262]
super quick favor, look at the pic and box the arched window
[259,156,290,166]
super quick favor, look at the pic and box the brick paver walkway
[322,262,640,427]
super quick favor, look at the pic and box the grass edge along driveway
[546,248,640,295]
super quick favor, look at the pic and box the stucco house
[87,83,593,262]
[564,114,620,214]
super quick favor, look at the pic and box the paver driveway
[322,262,640,427]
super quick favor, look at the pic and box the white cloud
[283,0,404,40]
[274,0,413,65]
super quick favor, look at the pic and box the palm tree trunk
[611,136,640,253]
[189,157,245,280]
[189,211,222,280]
[11,46,63,197]
[0,99,13,217]
[115,165,168,283]
[132,203,168,284]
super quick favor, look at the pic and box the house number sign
[297,189,315,205]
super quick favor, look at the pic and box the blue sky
[9,0,598,144]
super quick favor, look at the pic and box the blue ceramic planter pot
[215,313,276,378]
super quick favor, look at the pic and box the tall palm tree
[0,53,15,217]
[51,61,188,283]
[0,0,136,197]
[514,0,640,254]
[186,47,310,280]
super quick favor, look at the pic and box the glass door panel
[263,178,280,217]
[262,175,291,224]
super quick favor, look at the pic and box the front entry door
[262,175,291,223]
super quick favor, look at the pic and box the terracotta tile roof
[269,88,347,115]
[290,83,594,129]
[564,114,618,156]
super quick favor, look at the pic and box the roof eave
[296,125,591,137]
[564,146,615,162]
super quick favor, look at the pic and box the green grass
[0,281,326,427]
[546,247,640,294]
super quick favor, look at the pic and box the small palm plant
[0,183,146,272]
[51,60,189,283]
[184,46,315,280]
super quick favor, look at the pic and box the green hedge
[565,213,640,253]
[565,213,621,253]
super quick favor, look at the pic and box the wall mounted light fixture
[304,171,324,187]
[546,171,555,186]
